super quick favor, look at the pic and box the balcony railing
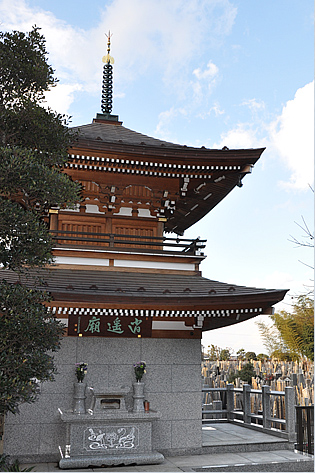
[51,230,206,256]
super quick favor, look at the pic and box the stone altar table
[59,387,164,469]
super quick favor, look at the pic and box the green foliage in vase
[134,361,146,382]
[75,363,88,383]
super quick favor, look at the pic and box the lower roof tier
[0,268,288,337]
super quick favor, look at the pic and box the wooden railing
[202,384,296,441]
[51,230,206,255]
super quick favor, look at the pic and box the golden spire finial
[102,31,114,64]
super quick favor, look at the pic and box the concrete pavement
[20,423,314,472]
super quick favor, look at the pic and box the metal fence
[295,405,314,455]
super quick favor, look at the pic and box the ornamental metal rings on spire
[101,31,114,114]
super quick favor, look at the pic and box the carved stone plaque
[84,426,139,451]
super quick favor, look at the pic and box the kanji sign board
[68,314,152,338]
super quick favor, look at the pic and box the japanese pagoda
[42,33,286,338]
[3,34,287,463]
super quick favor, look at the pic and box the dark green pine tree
[238,362,256,385]
[0,27,81,415]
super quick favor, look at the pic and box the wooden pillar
[157,220,164,238]
[49,209,59,231]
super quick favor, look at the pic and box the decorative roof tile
[0,268,287,302]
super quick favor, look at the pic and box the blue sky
[1,0,313,354]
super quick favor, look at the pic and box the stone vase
[73,382,86,414]
[132,381,145,412]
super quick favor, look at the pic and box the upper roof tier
[68,116,264,234]
[72,116,188,149]
[71,115,264,157]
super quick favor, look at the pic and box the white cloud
[0,0,94,110]
[269,82,314,190]
[192,60,219,99]
[241,98,265,112]
[209,83,314,189]
[0,0,237,104]
[43,83,83,115]
[148,60,221,135]
[113,92,126,99]
[154,107,187,141]
[193,61,218,81]
[196,102,225,120]
[210,102,225,116]
[99,0,237,101]
[212,123,263,149]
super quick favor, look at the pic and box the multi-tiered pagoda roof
[0,35,287,339]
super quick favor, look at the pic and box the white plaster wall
[3,337,203,462]
[54,256,110,266]
[114,260,195,270]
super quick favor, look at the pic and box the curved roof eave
[0,269,288,310]
[69,122,265,162]
[67,120,265,234]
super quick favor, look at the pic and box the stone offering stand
[59,386,164,469]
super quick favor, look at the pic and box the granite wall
[3,337,203,462]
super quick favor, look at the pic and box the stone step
[201,439,293,455]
